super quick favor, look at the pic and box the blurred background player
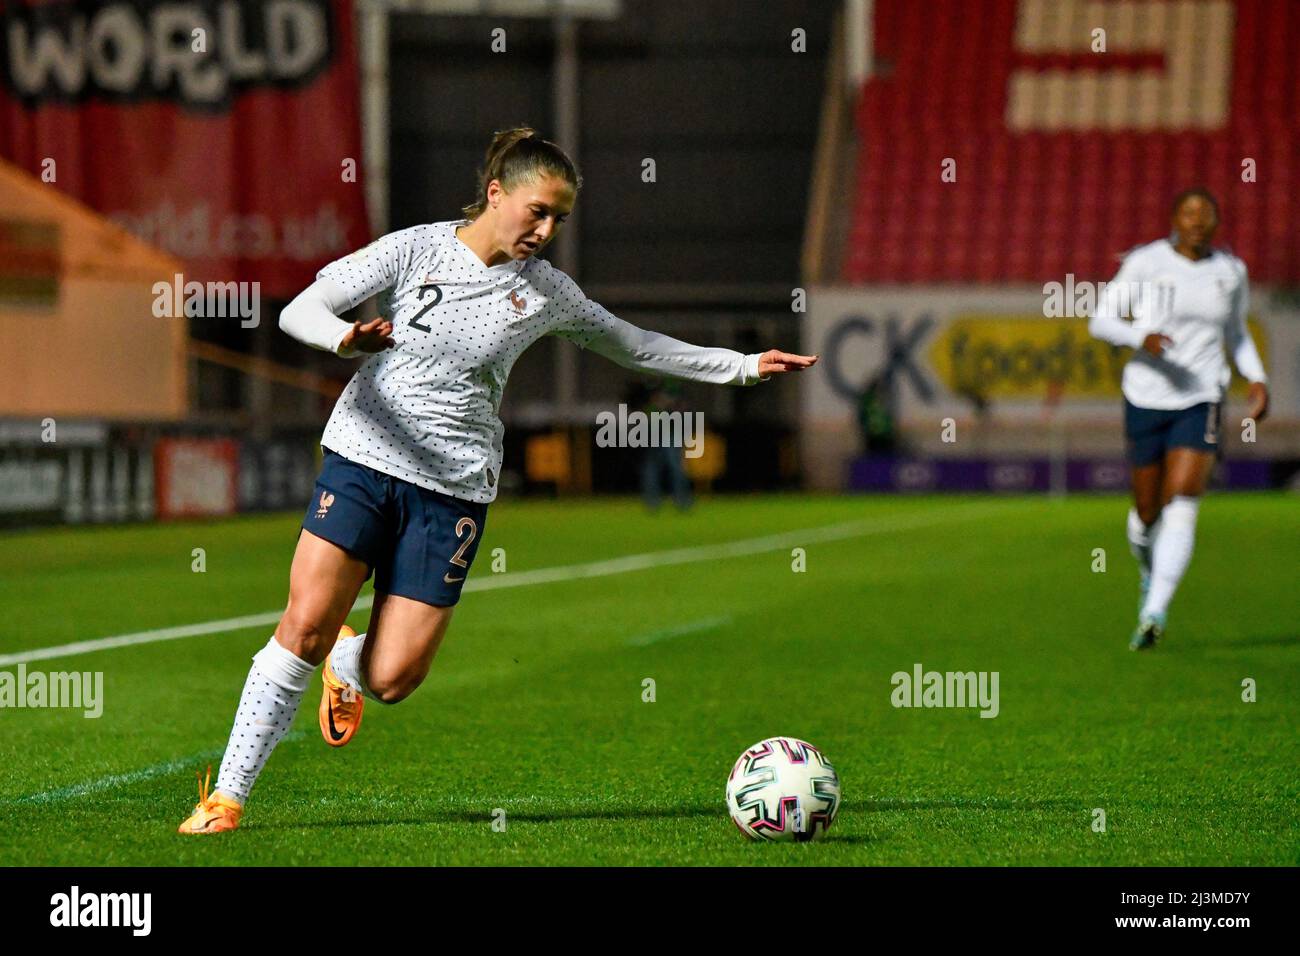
[856,373,897,457]
[177,127,817,833]
[1088,188,1269,651]
[627,379,694,512]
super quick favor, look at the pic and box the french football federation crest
[315,491,335,518]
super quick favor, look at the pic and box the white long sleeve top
[1088,239,1267,410]
[280,220,767,502]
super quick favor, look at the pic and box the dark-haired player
[1089,188,1268,651]
[178,127,817,833]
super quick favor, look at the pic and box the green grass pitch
[0,493,1295,866]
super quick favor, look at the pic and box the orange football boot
[320,624,365,747]
[177,765,242,834]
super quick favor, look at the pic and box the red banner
[0,0,369,298]
[154,437,239,518]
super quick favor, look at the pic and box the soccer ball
[726,736,841,842]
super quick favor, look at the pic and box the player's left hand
[758,350,818,376]
[1246,381,1269,423]
[340,317,396,354]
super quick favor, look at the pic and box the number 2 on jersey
[409,284,443,333]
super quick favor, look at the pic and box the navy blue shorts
[301,448,489,606]
[1123,399,1221,467]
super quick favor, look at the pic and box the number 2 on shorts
[449,516,477,568]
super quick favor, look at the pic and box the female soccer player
[178,127,818,832]
[1089,188,1268,651]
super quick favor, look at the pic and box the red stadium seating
[843,0,1300,284]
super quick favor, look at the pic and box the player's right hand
[1246,381,1270,423]
[757,350,819,376]
[340,318,396,354]
[1141,333,1173,357]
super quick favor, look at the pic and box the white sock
[1126,507,1153,578]
[214,637,316,804]
[329,632,380,701]
[1141,496,1199,619]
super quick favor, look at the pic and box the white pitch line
[0,502,1004,668]
[464,503,999,592]
[6,751,221,807]
[0,602,374,668]
[627,615,733,647]
[6,731,307,806]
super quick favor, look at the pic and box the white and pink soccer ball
[726,736,841,842]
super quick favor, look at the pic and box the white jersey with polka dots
[314,220,764,504]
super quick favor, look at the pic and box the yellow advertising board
[929,315,1267,401]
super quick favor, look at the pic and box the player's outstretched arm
[549,272,816,386]
[546,265,811,385]
[569,313,814,386]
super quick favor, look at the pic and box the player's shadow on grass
[852,797,1078,812]
[254,804,722,831]
[253,797,1075,834]
[1203,632,1299,650]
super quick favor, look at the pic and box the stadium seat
[844,0,1300,284]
